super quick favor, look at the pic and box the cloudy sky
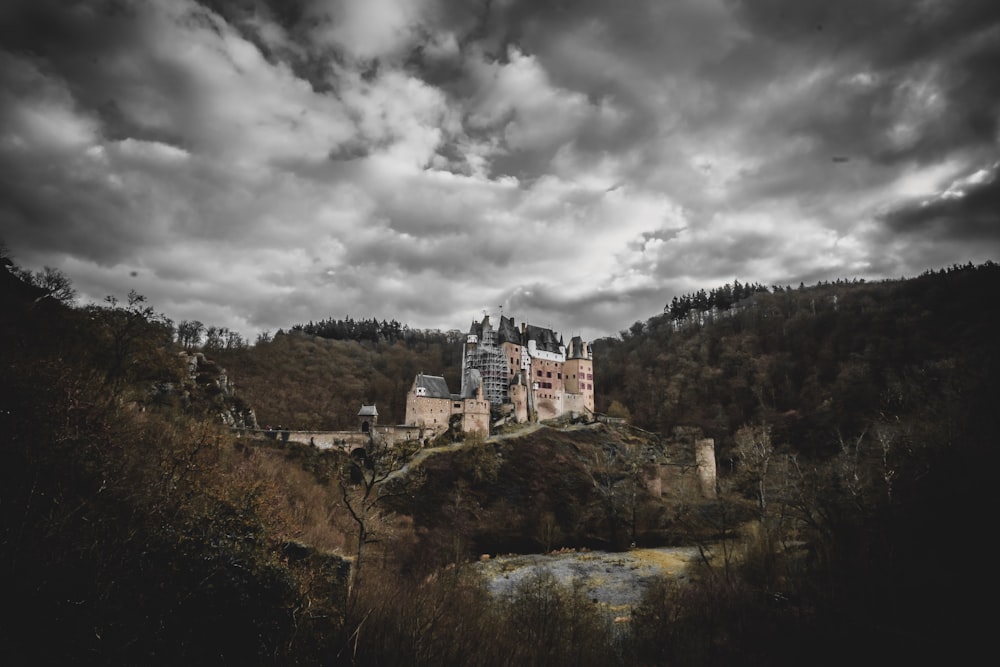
[2,0,999,342]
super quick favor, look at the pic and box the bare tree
[94,291,174,386]
[735,423,774,521]
[33,266,76,303]
[590,443,623,549]
[177,320,205,349]
[339,434,415,588]
[588,439,645,549]
[8,264,77,304]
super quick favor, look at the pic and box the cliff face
[178,351,259,430]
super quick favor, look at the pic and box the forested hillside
[218,263,1000,471]
[205,262,997,665]
[595,262,1000,460]
[4,249,996,665]
[210,323,465,429]
[0,256,359,664]
[0,256,674,665]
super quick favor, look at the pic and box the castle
[404,314,595,440]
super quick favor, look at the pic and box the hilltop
[596,262,1000,460]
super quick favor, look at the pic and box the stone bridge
[234,425,426,451]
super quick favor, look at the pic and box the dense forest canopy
[595,261,999,458]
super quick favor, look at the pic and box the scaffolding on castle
[466,320,509,407]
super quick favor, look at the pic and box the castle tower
[464,315,508,407]
[357,404,378,433]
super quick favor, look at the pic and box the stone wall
[460,396,490,437]
[640,431,717,501]
[532,392,564,421]
[237,424,435,450]
[404,389,490,440]
[563,391,591,416]
[404,394,455,440]
[509,383,529,423]
[287,430,369,450]
[237,428,369,450]
[695,438,718,500]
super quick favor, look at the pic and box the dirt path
[386,422,547,483]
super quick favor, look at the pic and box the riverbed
[475,547,702,614]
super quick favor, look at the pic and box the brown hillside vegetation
[596,263,1000,461]
[390,423,720,562]
[211,330,464,429]
[3,253,998,665]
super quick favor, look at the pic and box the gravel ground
[475,547,701,613]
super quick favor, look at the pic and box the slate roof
[414,373,452,399]
[460,368,483,399]
[496,315,521,345]
[357,404,378,416]
[469,315,524,346]
[467,314,571,353]
[525,324,563,354]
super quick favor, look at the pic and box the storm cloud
[1,0,998,341]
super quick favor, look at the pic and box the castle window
[537,370,542,377]
[546,371,552,378]
[557,372,562,379]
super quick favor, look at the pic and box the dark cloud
[456,0,742,180]
[0,2,168,135]
[2,0,998,343]
[727,0,1000,68]
[881,165,1000,241]
[504,280,668,342]
[722,0,1000,166]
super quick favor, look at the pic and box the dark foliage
[292,316,407,344]
[212,328,465,430]
[4,248,998,665]
[388,426,679,567]
[618,261,999,665]
[0,266,344,665]
[596,261,1000,460]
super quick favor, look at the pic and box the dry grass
[229,445,352,552]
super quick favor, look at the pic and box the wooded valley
[2,254,995,665]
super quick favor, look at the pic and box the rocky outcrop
[151,351,259,429]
